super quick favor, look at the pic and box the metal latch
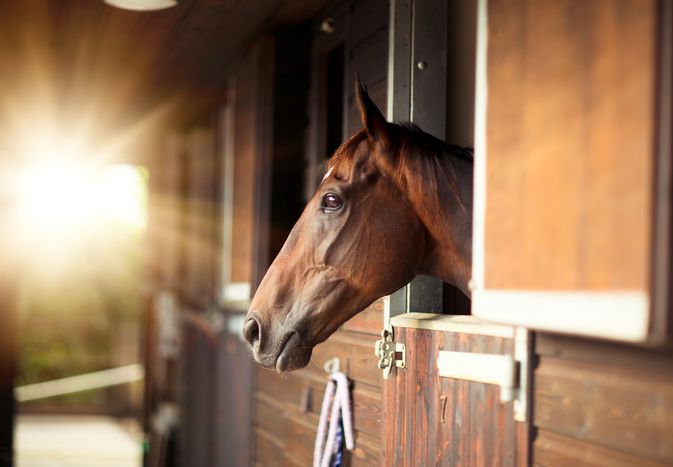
[375,329,406,379]
[436,327,529,422]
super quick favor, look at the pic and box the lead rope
[313,371,355,467]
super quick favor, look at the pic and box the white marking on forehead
[321,166,334,182]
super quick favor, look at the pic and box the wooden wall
[145,40,270,467]
[345,0,388,136]
[533,334,673,466]
[383,323,528,467]
[185,128,219,303]
[253,303,384,467]
[231,45,266,286]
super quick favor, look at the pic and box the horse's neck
[407,153,473,297]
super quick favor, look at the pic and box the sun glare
[98,165,147,230]
[14,162,147,242]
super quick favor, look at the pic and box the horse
[244,77,473,372]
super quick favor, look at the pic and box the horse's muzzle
[243,312,312,372]
[242,315,262,349]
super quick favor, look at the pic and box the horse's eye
[320,193,343,212]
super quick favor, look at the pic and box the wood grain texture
[533,430,672,467]
[255,427,288,467]
[533,333,673,465]
[256,366,382,440]
[485,0,657,291]
[185,128,219,302]
[155,133,184,288]
[340,298,384,336]
[254,329,384,466]
[230,47,260,284]
[212,327,254,467]
[310,331,383,388]
[383,327,527,466]
[179,326,215,467]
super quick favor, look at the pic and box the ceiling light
[104,0,177,11]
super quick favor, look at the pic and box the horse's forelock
[328,130,368,172]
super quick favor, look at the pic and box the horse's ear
[355,74,390,144]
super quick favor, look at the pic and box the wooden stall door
[382,314,530,466]
[472,0,672,342]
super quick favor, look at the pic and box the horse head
[244,77,472,371]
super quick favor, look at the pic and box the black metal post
[0,279,16,467]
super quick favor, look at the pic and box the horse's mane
[396,122,474,162]
[330,123,473,170]
[394,123,472,215]
[329,123,473,214]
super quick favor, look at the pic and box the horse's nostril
[243,317,261,348]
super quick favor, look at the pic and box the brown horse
[244,78,473,371]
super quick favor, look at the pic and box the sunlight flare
[15,163,147,236]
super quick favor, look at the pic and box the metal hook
[323,357,340,374]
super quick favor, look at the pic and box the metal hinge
[375,329,406,379]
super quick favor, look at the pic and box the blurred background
[1,1,671,467]
[13,163,146,464]
[0,1,155,459]
[0,0,377,465]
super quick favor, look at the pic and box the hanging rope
[313,371,355,467]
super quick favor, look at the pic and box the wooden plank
[256,368,382,441]
[284,412,380,467]
[483,0,657,291]
[309,330,382,388]
[534,430,671,467]
[348,429,381,467]
[213,329,254,467]
[180,327,215,467]
[254,394,288,441]
[534,355,673,464]
[391,312,514,338]
[254,427,286,467]
[185,127,218,302]
[251,36,276,289]
[382,347,396,467]
[536,333,673,371]
[383,327,524,466]
[231,47,260,285]
[159,133,184,288]
[255,336,379,393]
[285,414,318,467]
[340,298,383,335]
